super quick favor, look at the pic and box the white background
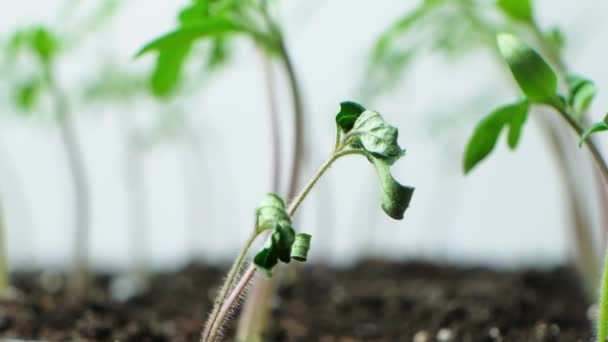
[1,0,607,271]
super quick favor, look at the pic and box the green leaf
[291,233,312,262]
[497,0,533,23]
[345,110,405,164]
[31,27,59,63]
[567,75,596,120]
[150,43,192,97]
[580,118,608,147]
[135,20,243,58]
[253,247,278,278]
[336,101,366,132]
[271,225,295,263]
[497,33,557,103]
[13,80,40,112]
[463,100,530,173]
[370,157,415,220]
[255,193,290,234]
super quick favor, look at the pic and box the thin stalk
[201,230,259,342]
[46,68,92,298]
[259,49,282,192]
[204,149,364,342]
[0,199,8,298]
[599,248,608,342]
[278,40,305,201]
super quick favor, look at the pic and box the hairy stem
[201,230,259,342]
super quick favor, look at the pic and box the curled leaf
[345,110,405,164]
[463,100,529,173]
[271,225,295,263]
[253,245,278,277]
[336,101,366,132]
[291,233,312,262]
[497,33,557,103]
[255,193,290,233]
[370,157,414,220]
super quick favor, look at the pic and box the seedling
[462,33,608,342]
[3,0,119,297]
[198,101,414,341]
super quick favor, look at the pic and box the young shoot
[461,33,608,342]
[199,101,415,342]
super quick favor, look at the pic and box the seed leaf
[370,157,415,220]
[345,110,405,165]
[271,225,295,263]
[336,101,366,133]
[567,75,596,121]
[135,20,243,58]
[253,246,278,278]
[463,100,530,173]
[13,80,40,112]
[497,33,557,103]
[497,0,533,23]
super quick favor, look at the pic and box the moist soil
[0,260,593,341]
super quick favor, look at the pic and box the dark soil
[0,260,593,341]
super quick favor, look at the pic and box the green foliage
[136,0,282,99]
[253,193,309,277]
[496,0,533,23]
[567,75,597,121]
[337,102,415,220]
[579,114,608,147]
[13,80,40,113]
[463,100,529,173]
[336,101,366,132]
[290,233,311,262]
[496,33,557,103]
[7,26,59,64]
[344,110,405,165]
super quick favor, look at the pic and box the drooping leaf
[255,193,290,234]
[497,0,533,23]
[290,233,312,262]
[150,43,192,97]
[135,20,243,58]
[497,33,557,103]
[579,116,608,147]
[567,75,596,120]
[370,157,415,220]
[336,101,366,132]
[463,100,530,173]
[345,110,405,164]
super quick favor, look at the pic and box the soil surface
[0,260,593,341]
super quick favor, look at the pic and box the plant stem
[0,199,8,298]
[46,68,92,299]
[598,248,608,342]
[553,105,608,185]
[277,40,305,201]
[201,230,259,342]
